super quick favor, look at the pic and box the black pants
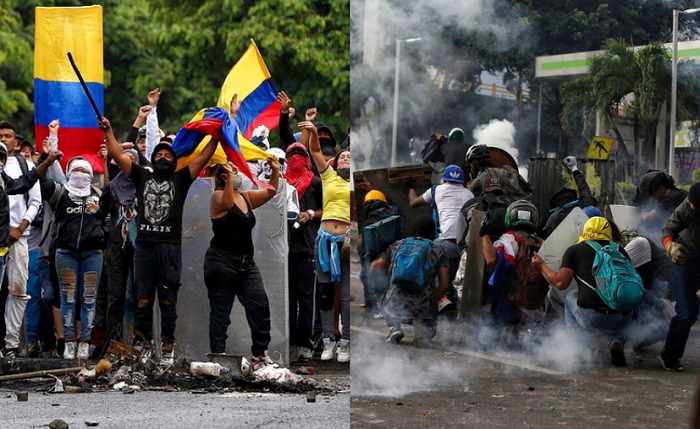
[289,252,315,348]
[203,247,271,356]
[134,243,181,345]
[106,239,135,340]
[93,257,109,331]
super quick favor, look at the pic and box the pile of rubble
[0,340,349,396]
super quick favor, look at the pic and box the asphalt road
[350,261,700,429]
[0,390,349,429]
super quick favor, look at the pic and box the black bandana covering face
[153,158,176,177]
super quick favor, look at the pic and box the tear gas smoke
[473,119,529,180]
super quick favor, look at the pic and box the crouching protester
[299,108,351,363]
[481,200,549,327]
[659,182,700,372]
[204,161,278,370]
[532,217,665,367]
[100,115,218,366]
[43,158,107,360]
[370,216,450,347]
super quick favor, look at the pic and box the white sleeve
[421,188,434,205]
[145,106,160,160]
[48,130,58,151]
[23,179,42,225]
[287,185,299,218]
[46,130,66,184]
[493,233,519,259]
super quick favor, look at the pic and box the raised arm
[99,117,132,177]
[300,108,327,172]
[145,88,161,160]
[189,94,240,179]
[277,92,296,150]
[211,164,236,216]
[45,119,66,184]
[245,158,279,209]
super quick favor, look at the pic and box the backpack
[421,134,446,164]
[578,241,644,312]
[472,166,534,200]
[505,232,549,310]
[390,238,433,292]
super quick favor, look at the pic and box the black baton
[67,52,103,120]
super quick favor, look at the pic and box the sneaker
[321,337,337,361]
[1,347,19,359]
[438,297,453,313]
[251,350,278,371]
[373,311,384,319]
[609,341,626,367]
[385,327,404,344]
[63,342,77,360]
[134,341,153,363]
[337,339,350,363]
[27,342,41,358]
[660,349,684,372]
[160,343,175,366]
[297,346,313,361]
[55,338,65,359]
[77,342,90,360]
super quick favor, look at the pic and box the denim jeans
[55,248,103,342]
[314,234,350,341]
[25,249,41,343]
[564,291,633,347]
[437,239,460,307]
[664,237,700,359]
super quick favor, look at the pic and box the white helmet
[266,147,286,161]
[262,147,287,177]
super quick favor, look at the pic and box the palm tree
[560,38,700,178]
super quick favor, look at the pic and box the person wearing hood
[100,147,140,343]
[299,107,351,363]
[315,121,336,153]
[634,170,687,242]
[658,182,700,371]
[438,127,470,170]
[99,99,220,365]
[540,156,598,238]
[533,217,664,367]
[285,142,323,362]
[41,157,107,360]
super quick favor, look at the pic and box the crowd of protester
[0,88,351,368]
[363,137,695,371]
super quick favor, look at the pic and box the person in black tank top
[203,161,279,369]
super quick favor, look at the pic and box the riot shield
[460,210,485,318]
[609,204,642,231]
[175,178,289,364]
[540,207,589,315]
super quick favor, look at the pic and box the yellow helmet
[364,190,387,205]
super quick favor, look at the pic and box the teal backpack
[390,238,433,292]
[578,241,644,312]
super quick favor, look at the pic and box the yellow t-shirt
[320,166,350,223]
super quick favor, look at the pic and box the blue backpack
[579,241,644,312]
[390,238,433,292]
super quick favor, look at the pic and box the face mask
[232,174,243,190]
[153,158,176,177]
[319,137,332,148]
[68,172,92,193]
[337,168,350,181]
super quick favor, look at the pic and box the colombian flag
[33,6,104,170]
[176,40,280,170]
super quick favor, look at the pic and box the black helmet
[466,144,491,168]
[505,200,539,231]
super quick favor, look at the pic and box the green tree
[560,39,700,176]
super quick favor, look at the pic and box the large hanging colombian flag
[176,40,280,170]
[33,6,104,169]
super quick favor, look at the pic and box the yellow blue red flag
[176,40,280,170]
[34,6,104,170]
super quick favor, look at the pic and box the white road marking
[350,325,565,376]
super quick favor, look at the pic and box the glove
[666,241,688,265]
[479,215,490,237]
[406,175,416,190]
[564,156,578,172]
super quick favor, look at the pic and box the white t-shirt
[422,182,474,240]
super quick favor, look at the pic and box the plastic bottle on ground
[190,362,230,376]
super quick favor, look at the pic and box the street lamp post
[391,37,422,167]
[670,8,700,177]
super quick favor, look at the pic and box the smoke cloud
[473,119,529,179]
[351,0,538,172]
